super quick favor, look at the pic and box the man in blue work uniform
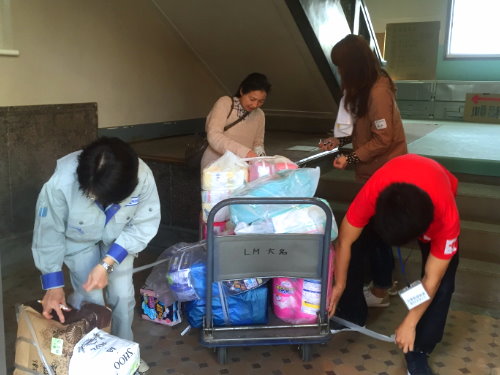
[32,137,161,373]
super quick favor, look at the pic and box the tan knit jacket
[351,76,407,181]
[201,96,265,170]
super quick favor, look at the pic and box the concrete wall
[0,0,225,128]
[0,103,98,237]
[1,0,340,130]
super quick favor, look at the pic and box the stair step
[318,168,500,230]
[396,248,500,316]
[456,181,500,223]
[323,197,500,264]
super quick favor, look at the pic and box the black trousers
[335,229,459,354]
[368,228,394,289]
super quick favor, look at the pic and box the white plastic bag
[202,151,248,191]
[69,328,139,375]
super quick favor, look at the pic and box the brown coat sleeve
[354,81,399,162]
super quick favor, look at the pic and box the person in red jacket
[328,154,460,375]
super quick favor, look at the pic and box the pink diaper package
[272,245,334,324]
[247,156,298,182]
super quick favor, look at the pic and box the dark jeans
[335,233,459,354]
[413,241,459,353]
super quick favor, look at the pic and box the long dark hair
[234,72,272,97]
[331,34,395,118]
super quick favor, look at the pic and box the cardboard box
[464,93,500,124]
[14,302,111,375]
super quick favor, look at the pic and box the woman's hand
[246,150,258,158]
[333,155,348,169]
[318,137,339,151]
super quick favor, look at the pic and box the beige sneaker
[137,359,150,374]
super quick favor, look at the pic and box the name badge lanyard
[396,246,411,288]
[396,246,430,310]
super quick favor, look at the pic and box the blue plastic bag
[229,167,320,224]
[184,262,268,328]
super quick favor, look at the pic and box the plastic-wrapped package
[234,219,275,234]
[234,200,338,240]
[248,158,274,181]
[222,278,269,295]
[247,156,298,182]
[273,246,334,324]
[142,243,183,307]
[165,241,207,302]
[140,289,182,326]
[201,188,234,222]
[201,220,229,239]
[202,151,248,191]
[230,167,321,225]
[271,199,338,240]
[184,262,268,328]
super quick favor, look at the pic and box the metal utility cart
[202,197,333,364]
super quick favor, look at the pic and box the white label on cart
[301,279,321,315]
[398,280,430,310]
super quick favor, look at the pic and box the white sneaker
[364,288,390,307]
[387,281,399,296]
[137,359,150,374]
[364,281,399,296]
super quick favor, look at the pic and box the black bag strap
[226,97,234,119]
[223,96,250,132]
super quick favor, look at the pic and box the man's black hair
[372,183,434,246]
[77,137,138,206]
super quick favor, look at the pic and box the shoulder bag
[185,97,249,169]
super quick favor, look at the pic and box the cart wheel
[300,344,312,362]
[216,347,228,365]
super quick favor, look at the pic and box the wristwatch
[100,261,114,274]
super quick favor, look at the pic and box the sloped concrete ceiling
[153,0,337,119]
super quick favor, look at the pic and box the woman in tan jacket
[201,73,272,170]
[320,35,407,318]
[320,34,407,180]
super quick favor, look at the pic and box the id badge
[398,280,430,310]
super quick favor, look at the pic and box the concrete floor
[2,119,500,374]
[2,227,499,375]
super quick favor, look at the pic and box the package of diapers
[202,151,248,191]
[273,245,334,324]
[247,156,298,182]
[201,188,234,222]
